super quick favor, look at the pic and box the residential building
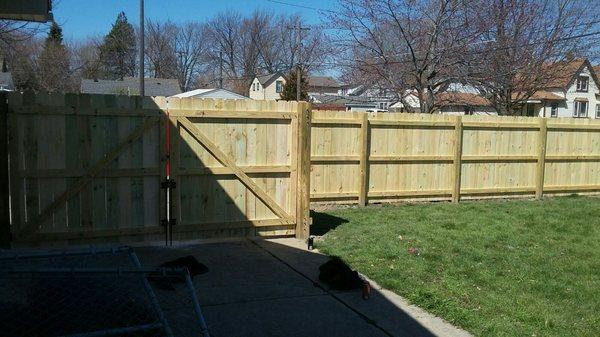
[0,72,14,91]
[436,92,497,115]
[308,76,340,95]
[515,59,600,118]
[171,88,249,100]
[343,85,398,111]
[81,77,181,97]
[249,73,285,100]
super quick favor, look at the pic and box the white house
[515,59,600,119]
[249,73,285,100]
[0,72,14,91]
[171,88,249,100]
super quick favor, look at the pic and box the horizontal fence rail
[310,110,600,205]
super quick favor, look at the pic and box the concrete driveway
[134,238,471,337]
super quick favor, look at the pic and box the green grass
[315,196,600,337]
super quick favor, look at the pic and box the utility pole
[290,22,310,101]
[219,50,223,89]
[139,0,145,97]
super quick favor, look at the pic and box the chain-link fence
[0,247,210,337]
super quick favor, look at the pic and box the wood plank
[18,116,160,237]
[461,187,536,195]
[545,155,600,161]
[368,189,453,198]
[369,155,454,162]
[178,116,294,223]
[13,105,162,117]
[312,118,362,125]
[0,93,9,246]
[358,113,369,206]
[177,166,291,175]
[296,103,311,239]
[536,118,548,199]
[18,168,160,178]
[460,155,538,162]
[168,109,295,119]
[311,155,361,162]
[369,119,455,127]
[544,184,600,192]
[462,121,540,129]
[452,116,463,203]
[547,123,600,131]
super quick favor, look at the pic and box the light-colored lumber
[358,113,369,206]
[535,118,548,199]
[452,116,463,203]
[178,116,293,223]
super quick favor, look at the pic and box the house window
[576,76,588,92]
[573,100,588,118]
[275,80,283,93]
[550,103,558,118]
[596,104,600,119]
[252,83,256,91]
[464,106,473,115]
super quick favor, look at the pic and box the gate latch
[161,178,177,189]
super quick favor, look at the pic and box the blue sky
[52,0,336,40]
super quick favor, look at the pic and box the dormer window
[576,76,588,92]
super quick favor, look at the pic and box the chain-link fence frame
[0,246,210,337]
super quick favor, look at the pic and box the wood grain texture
[311,111,600,204]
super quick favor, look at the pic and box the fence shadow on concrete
[133,238,453,337]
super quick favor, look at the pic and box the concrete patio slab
[131,238,471,337]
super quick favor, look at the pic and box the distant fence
[310,110,600,204]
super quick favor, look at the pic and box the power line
[265,0,337,14]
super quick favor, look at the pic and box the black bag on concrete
[318,257,363,290]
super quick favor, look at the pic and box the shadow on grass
[310,210,349,236]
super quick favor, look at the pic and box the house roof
[81,77,181,96]
[171,88,249,100]
[255,73,283,87]
[436,92,491,107]
[308,76,340,88]
[0,72,14,89]
[511,90,565,101]
[539,59,599,90]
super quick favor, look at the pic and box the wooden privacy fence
[2,92,310,245]
[311,110,600,204]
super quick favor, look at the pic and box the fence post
[0,93,10,247]
[358,113,370,206]
[535,118,548,200]
[296,102,311,240]
[452,116,463,203]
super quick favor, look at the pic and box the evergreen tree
[38,21,71,92]
[99,12,137,80]
[279,69,309,101]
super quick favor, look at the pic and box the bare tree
[145,20,178,79]
[469,0,599,115]
[174,22,208,91]
[331,0,480,113]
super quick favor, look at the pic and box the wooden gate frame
[168,102,311,239]
[9,113,161,241]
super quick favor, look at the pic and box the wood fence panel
[311,110,600,205]
[545,119,600,192]
[169,98,306,240]
[7,92,163,244]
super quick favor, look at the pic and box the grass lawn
[314,196,600,337]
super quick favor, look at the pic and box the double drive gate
[2,92,311,246]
